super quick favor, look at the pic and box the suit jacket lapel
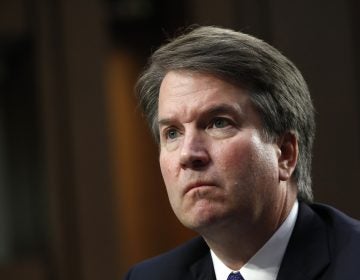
[277,202,330,280]
[189,239,216,280]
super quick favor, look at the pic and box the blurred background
[0,0,359,279]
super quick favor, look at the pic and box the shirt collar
[211,200,299,280]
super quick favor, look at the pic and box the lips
[183,181,216,195]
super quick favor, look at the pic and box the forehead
[158,70,252,116]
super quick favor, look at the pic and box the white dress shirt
[211,200,299,280]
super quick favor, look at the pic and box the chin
[178,207,226,232]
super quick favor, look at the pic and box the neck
[201,186,297,270]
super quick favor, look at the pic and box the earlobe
[277,132,298,181]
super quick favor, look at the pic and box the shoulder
[305,203,360,277]
[307,202,360,248]
[278,202,360,279]
[307,202,360,234]
[124,236,210,280]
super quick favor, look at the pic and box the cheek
[213,136,277,181]
[159,153,176,186]
[159,155,183,215]
[213,139,253,169]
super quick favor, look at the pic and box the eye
[210,117,231,129]
[165,128,180,140]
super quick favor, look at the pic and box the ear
[276,132,298,181]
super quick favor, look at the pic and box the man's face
[158,70,286,233]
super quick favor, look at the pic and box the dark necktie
[227,271,245,280]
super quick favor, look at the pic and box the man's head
[136,26,315,204]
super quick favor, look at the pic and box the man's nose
[179,132,210,170]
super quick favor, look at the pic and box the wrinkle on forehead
[158,70,251,124]
[158,102,245,128]
[161,70,220,93]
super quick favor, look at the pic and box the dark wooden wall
[0,0,358,279]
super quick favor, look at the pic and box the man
[125,26,360,280]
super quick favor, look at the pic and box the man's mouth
[183,181,216,195]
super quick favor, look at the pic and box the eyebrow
[158,103,244,127]
[204,103,243,117]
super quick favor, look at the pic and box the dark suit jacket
[124,203,360,279]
